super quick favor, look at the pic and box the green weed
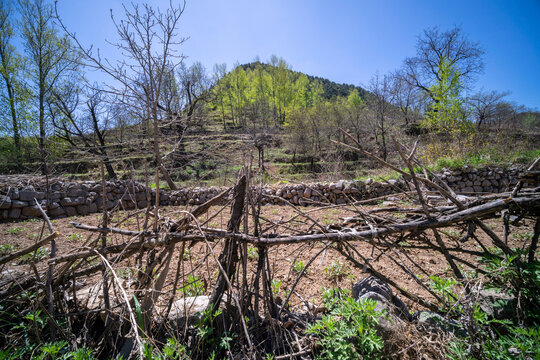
[307,288,384,359]
[292,260,306,273]
[20,247,50,263]
[0,244,14,255]
[68,233,84,241]
[324,260,350,281]
[6,227,26,235]
[247,246,259,261]
[178,275,205,297]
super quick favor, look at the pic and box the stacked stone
[262,178,404,206]
[0,180,170,221]
[436,166,523,194]
[0,165,529,221]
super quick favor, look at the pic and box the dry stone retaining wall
[0,166,528,221]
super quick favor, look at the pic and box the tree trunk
[39,79,48,175]
[5,81,21,166]
[104,158,116,180]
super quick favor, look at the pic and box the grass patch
[6,227,26,235]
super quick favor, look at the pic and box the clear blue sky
[55,0,540,109]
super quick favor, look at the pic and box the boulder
[412,311,466,336]
[88,203,98,213]
[66,187,86,197]
[359,291,407,336]
[60,197,86,206]
[352,276,411,322]
[168,295,225,328]
[477,289,515,320]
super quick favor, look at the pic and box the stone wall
[0,166,530,221]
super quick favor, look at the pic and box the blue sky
[55,0,540,109]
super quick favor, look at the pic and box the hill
[239,61,369,99]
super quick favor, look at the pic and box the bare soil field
[1,202,532,313]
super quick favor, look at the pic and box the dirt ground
[0,202,535,314]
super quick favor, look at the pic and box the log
[49,195,540,264]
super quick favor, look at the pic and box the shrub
[307,288,384,359]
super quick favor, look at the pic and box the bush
[307,288,384,359]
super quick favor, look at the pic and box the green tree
[212,63,228,129]
[424,59,470,133]
[344,88,368,144]
[18,0,78,174]
[0,1,30,166]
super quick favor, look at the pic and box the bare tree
[491,101,523,130]
[469,90,509,128]
[57,0,187,190]
[389,71,425,127]
[50,83,117,179]
[402,27,484,103]
[367,73,394,161]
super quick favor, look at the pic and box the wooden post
[100,162,111,318]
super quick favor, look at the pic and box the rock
[66,187,85,197]
[0,195,11,209]
[0,269,25,283]
[7,188,19,200]
[135,192,147,201]
[49,207,66,217]
[412,311,466,336]
[352,276,410,320]
[48,202,60,210]
[65,206,77,217]
[8,208,21,219]
[359,291,407,337]
[19,190,44,202]
[49,191,62,200]
[76,204,90,216]
[60,197,86,206]
[477,289,515,320]
[89,203,97,213]
[168,296,219,328]
[22,206,42,217]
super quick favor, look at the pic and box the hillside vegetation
[1,58,538,186]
